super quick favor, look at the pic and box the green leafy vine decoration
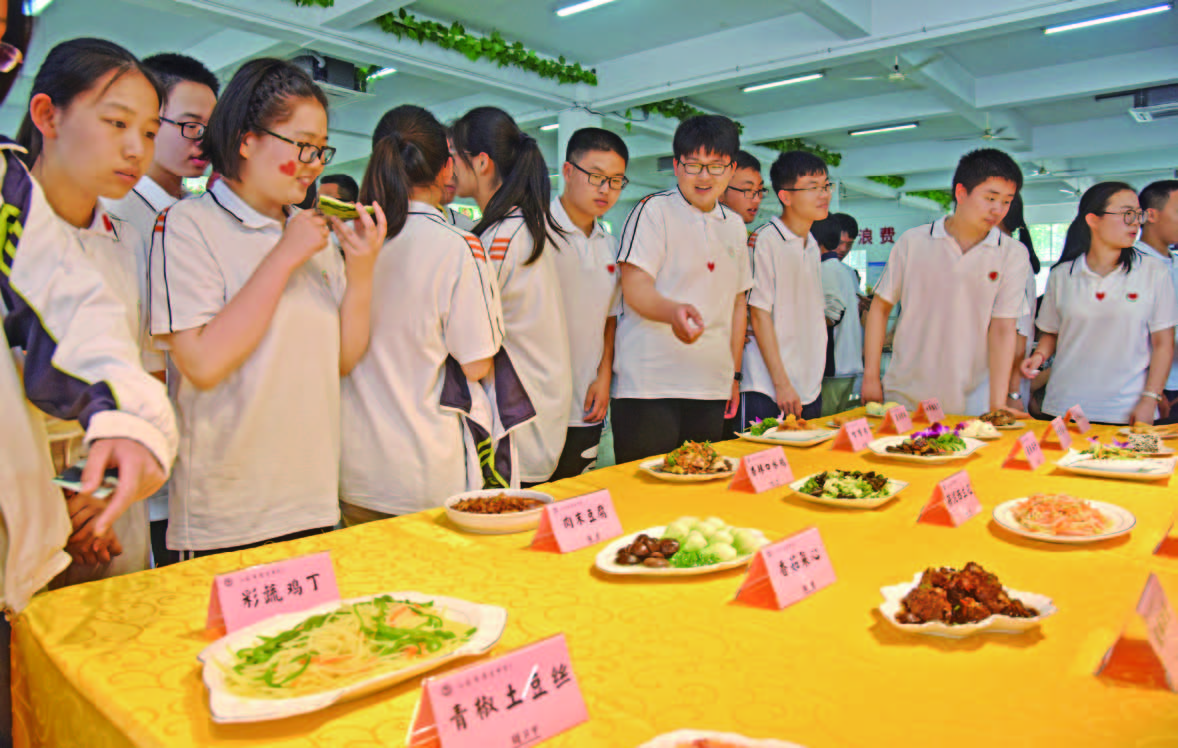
[867,175,906,189]
[758,138,842,167]
[905,189,953,210]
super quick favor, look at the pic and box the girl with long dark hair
[1001,193,1040,409]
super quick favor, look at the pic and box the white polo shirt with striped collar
[149,179,345,550]
[614,188,752,401]
[875,217,1030,415]
[1136,240,1178,391]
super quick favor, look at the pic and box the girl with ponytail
[339,105,503,523]
[1021,182,1178,424]
[450,106,572,485]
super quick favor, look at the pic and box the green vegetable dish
[800,470,893,500]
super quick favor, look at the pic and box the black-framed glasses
[160,116,206,141]
[678,158,731,176]
[726,185,767,199]
[569,160,629,191]
[780,182,835,194]
[1097,209,1145,226]
[261,128,337,165]
[0,42,22,74]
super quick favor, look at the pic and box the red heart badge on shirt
[707,261,715,272]
[1096,292,1106,300]
[988,271,998,281]
[606,263,616,274]
[1128,293,1139,301]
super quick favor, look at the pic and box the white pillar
[555,108,603,193]
[829,180,842,213]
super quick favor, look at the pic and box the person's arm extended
[162,211,328,390]
[1131,329,1175,424]
[333,206,387,376]
[619,263,702,343]
[987,317,1019,411]
[1008,332,1028,408]
[750,306,802,416]
[584,317,617,423]
[728,295,747,413]
[861,296,894,404]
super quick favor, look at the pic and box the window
[845,247,867,291]
[1027,223,1069,296]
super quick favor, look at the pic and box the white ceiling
[5,0,1177,222]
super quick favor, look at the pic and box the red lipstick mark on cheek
[279,160,297,176]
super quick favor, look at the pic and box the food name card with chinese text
[917,470,981,527]
[1156,522,1178,558]
[531,490,622,553]
[1066,405,1092,434]
[831,418,873,452]
[1097,574,1178,692]
[729,447,793,493]
[206,551,339,633]
[735,526,835,610]
[1040,415,1073,451]
[912,398,945,424]
[407,633,588,748]
[879,405,913,435]
[1002,431,1045,471]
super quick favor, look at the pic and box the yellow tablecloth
[13,411,1178,747]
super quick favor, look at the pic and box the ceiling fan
[941,114,1019,142]
[1025,164,1087,179]
[841,54,941,84]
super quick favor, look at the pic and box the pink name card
[831,417,873,452]
[1040,415,1073,451]
[1066,405,1092,434]
[879,405,913,435]
[407,633,589,747]
[918,470,981,527]
[530,490,623,553]
[729,447,793,493]
[206,551,339,633]
[735,526,836,610]
[1002,431,1045,471]
[913,398,945,424]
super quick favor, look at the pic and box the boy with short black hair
[319,173,358,203]
[720,149,765,225]
[548,127,629,479]
[1136,180,1178,422]
[863,148,1030,415]
[612,115,750,463]
[739,150,830,425]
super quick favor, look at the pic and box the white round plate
[992,497,1135,544]
[879,572,1056,639]
[1055,449,1177,481]
[639,456,737,482]
[1117,427,1178,440]
[788,472,908,510]
[594,526,767,577]
[199,592,507,723]
[866,435,986,463]
[443,489,553,534]
[638,730,807,748]
[736,428,836,447]
[992,420,1026,431]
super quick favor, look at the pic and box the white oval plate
[639,456,737,482]
[866,435,986,463]
[736,428,836,447]
[992,420,1026,431]
[594,526,767,577]
[1055,449,1177,481]
[992,497,1135,544]
[1117,427,1178,440]
[199,592,507,723]
[443,489,554,535]
[638,730,807,748]
[879,572,1056,639]
[789,472,908,510]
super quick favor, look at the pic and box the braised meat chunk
[896,563,1039,625]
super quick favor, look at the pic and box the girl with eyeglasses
[148,58,386,557]
[1021,181,1178,425]
[450,106,571,486]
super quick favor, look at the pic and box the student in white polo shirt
[1135,180,1178,423]
[864,148,1031,416]
[719,150,765,226]
[739,151,830,427]
[547,127,628,480]
[451,106,571,486]
[612,115,751,463]
[1021,182,1178,425]
[18,37,171,582]
[815,215,864,388]
[340,105,502,524]
[149,59,386,558]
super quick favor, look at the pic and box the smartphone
[52,463,119,499]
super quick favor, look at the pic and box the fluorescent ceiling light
[556,0,618,17]
[540,123,560,131]
[1044,3,1170,34]
[28,0,54,15]
[849,122,919,136]
[742,73,824,93]
[367,67,397,81]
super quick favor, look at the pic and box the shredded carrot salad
[1011,494,1112,536]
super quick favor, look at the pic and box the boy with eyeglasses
[738,151,830,426]
[720,150,765,226]
[1136,180,1178,423]
[548,127,629,479]
[863,148,1030,416]
[612,115,750,463]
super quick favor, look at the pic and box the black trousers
[736,391,823,431]
[548,424,605,481]
[611,398,727,465]
[172,525,336,561]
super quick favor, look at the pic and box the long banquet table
[12,409,1178,747]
